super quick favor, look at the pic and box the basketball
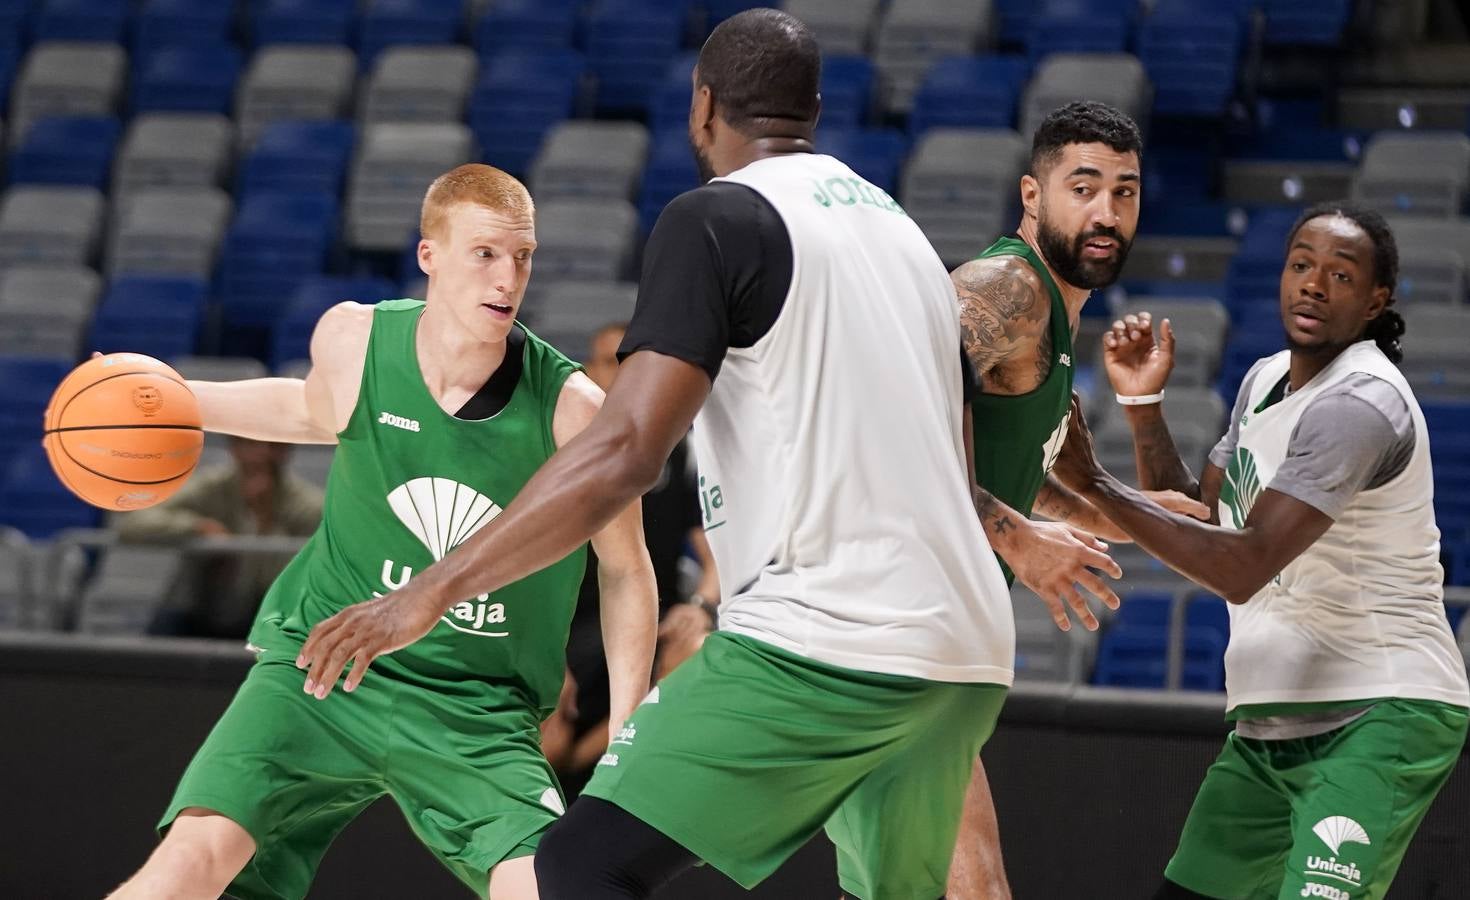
[42,353,203,511]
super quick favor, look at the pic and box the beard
[691,135,716,184]
[1036,214,1133,291]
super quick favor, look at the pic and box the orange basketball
[42,353,203,511]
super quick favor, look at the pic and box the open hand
[1103,312,1174,397]
[296,589,443,698]
[1007,520,1122,632]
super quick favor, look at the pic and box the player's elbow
[590,422,666,498]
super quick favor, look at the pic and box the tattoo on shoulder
[953,258,1046,391]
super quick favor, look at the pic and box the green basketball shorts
[1164,698,1468,900]
[159,657,565,899]
[581,631,1009,900]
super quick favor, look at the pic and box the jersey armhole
[330,301,388,443]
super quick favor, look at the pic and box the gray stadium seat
[346,123,475,253]
[0,527,32,630]
[169,355,270,382]
[1221,160,1355,207]
[1120,298,1229,388]
[1093,387,1222,489]
[531,199,639,282]
[783,0,883,55]
[521,279,638,357]
[1020,54,1152,139]
[1010,584,1098,683]
[1385,215,1470,266]
[75,545,184,634]
[113,113,234,195]
[0,264,101,356]
[1337,87,1470,132]
[901,127,1026,268]
[10,41,126,137]
[361,45,476,124]
[107,187,232,278]
[530,121,650,201]
[874,0,994,114]
[0,185,105,268]
[275,358,313,380]
[1397,245,1466,306]
[288,445,335,489]
[236,45,357,146]
[1353,132,1470,218]
[1400,305,1470,400]
[1122,235,1240,285]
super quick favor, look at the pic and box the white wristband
[1115,391,1165,406]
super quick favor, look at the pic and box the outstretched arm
[186,302,369,444]
[1053,397,1332,603]
[298,351,709,696]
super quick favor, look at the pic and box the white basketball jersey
[691,154,1014,684]
[1219,341,1469,710]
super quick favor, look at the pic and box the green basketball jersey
[248,299,587,715]
[967,236,1075,584]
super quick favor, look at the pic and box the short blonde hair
[420,164,534,240]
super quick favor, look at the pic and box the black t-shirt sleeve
[959,345,977,405]
[618,181,793,381]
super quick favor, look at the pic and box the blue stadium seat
[469,49,586,177]
[585,0,689,116]
[356,0,465,67]
[1138,12,1241,117]
[994,0,1035,48]
[1139,200,1234,237]
[249,0,356,47]
[1027,2,1130,65]
[0,39,18,118]
[270,276,396,366]
[31,0,128,43]
[819,56,875,130]
[646,51,698,135]
[130,44,244,115]
[0,0,30,37]
[637,128,698,234]
[1142,142,1219,203]
[132,0,233,51]
[704,0,760,27]
[0,355,73,481]
[1093,591,1227,691]
[0,446,101,539]
[909,56,1029,136]
[88,276,207,361]
[217,192,341,340]
[9,116,121,189]
[237,120,357,197]
[1225,207,1299,302]
[473,0,579,53]
[815,128,908,194]
[1262,0,1350,47]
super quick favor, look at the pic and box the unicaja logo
[382,477,507,636]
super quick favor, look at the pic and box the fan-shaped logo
[1220,447,1264,528]
[386,477,508,636]
[1312,816,1370,855]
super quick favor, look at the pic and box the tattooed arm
[952,256,1049,394]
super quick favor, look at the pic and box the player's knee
[159,808,255,881]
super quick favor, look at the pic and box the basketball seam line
[54,367,191,433]
[43,423,204,434]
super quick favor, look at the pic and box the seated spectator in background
[543,323,720,794]
[118,437,323,639]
